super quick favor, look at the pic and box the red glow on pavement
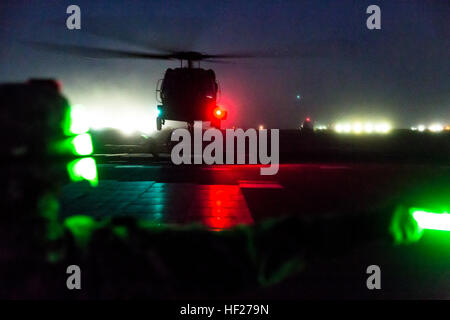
[188,185,253,231]
[239,180,283,189]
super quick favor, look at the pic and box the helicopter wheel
[156,117,163,131]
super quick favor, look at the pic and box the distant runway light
[417,125,426,132]
[364,122,374,133]
[375,123,391,134]
[352,122,363,134]
[429,123,443,132]
[335,121,390,134]
[342,123,351,133]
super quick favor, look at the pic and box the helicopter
[27,28,362,134]
[28,42,260,131]
[155,52,230,131]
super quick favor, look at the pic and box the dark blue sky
[1,0,448,128]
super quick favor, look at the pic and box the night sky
[1,0,449,129]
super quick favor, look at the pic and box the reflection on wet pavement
[61,181,254,231]
[187,185,253,231]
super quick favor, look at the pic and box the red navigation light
[213,106,227,120]
[306,117,311,122]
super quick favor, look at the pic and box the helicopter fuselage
[157,67,225,129]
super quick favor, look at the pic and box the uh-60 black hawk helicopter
[154,51,233,131]
[29,34,358,133]
[29,41,263,131]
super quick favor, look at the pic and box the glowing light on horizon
[342,123,351,133]
[374,122,391,133]
[364,122,374,133]
[429,123,444,132]
[85,107,160,134]
[335,121,391,134]
[352,122,363,134]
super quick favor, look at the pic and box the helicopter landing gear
[156,117,165,131]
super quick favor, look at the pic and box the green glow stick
[411,209,450,232]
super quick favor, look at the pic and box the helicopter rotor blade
[201,39,364,60]
[25,41,175,60]
[202,59,237,64]
[25,37,367,63]
[202,53,258,59]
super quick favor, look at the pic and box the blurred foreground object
[0,79,97,298]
